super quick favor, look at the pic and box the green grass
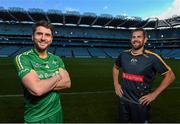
[0,57,179,122]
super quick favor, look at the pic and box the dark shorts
[118,98,150,123]
[25,110,63,123]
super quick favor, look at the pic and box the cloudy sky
[0,0,180,19]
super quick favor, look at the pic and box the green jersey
[14,48,65,122]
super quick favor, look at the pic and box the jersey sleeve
[57,57,65,69]
[152,55,171,75]
[14,54,32,79]
[115,53,122,67]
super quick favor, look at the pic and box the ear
[144,37,148,44]
[32,35,34,41]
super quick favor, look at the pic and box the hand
[114,83,123,97]
[139,92,157,105]
[54,68,71,90]
[55,73,62,82]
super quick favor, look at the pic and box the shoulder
[48,52,61,59]
[144,50,169,66]
[118,49,131,57]
[144,50,162,60]
[119,49,131,55]
[123,49,131,53]
[145,50,171,71]
[49,53,65,68]
[116,49,131,63]
[48,52,64,62]
[14,49,33,69]
[15,49,33,62]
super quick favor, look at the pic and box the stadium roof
[0,7,180,29]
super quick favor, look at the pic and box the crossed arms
[22,68,71,96]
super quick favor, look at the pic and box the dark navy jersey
[115,49,171,103]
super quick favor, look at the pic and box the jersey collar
[33,48,50,60]
[130,48,145,56]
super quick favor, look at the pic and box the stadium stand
[13,46,33,56]
[103,48,124,58]
[72,47,91,58]
[55,47,72,57]
[0,45,20,57]
[0,7,179,59]
[88,48,107,58]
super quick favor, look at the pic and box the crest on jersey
[52,60,57,65]
[130,58,138,64]
[45,64,50,69]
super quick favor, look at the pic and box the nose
[41,34,46,40]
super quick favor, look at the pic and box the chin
[36,46,48,52]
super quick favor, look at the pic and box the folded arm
[53,68,71,90]
[22,70,61,96]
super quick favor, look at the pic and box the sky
[0,0,180,19]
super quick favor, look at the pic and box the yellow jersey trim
[16,55,23,70]
[145,50,171,73]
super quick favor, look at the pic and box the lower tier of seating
[0,45,179,59]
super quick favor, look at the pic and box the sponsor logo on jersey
[18,68,30,76]
[38,71,58,79]
[122,72,144,83]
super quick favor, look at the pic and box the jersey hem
[24,107,61,122]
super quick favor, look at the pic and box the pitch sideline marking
[0,86,180,98]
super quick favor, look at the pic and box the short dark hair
[132,28,147,38]
[32,20,54,35]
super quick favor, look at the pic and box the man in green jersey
[14,20,71,123]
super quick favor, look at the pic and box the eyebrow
[35,32,52,36]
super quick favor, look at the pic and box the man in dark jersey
[112,28,175,123]
[14,20,71,123]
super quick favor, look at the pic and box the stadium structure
[0,7,180,59]
[0,7,180,123]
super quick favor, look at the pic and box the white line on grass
[0,94,23,98]
[0,90,113,98]
[0,86,180,98]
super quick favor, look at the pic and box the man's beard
[34,40,52,53]
[131,41,145,50]
[132,44,144,50]
[35,43,50,53]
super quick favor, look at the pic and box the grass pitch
[0,58,179,122]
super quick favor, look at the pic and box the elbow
[33,92,43,97]
[29,87,44,96]
[167,70,176,84]
[64,79,71,88]
[171,71,176,82]
[66,80,71,88]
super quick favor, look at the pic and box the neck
[35,48,48,59]
[131,47,144,56]
[39,52,47,59]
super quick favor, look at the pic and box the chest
[30,59,60,79]
[121,54,153,74]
